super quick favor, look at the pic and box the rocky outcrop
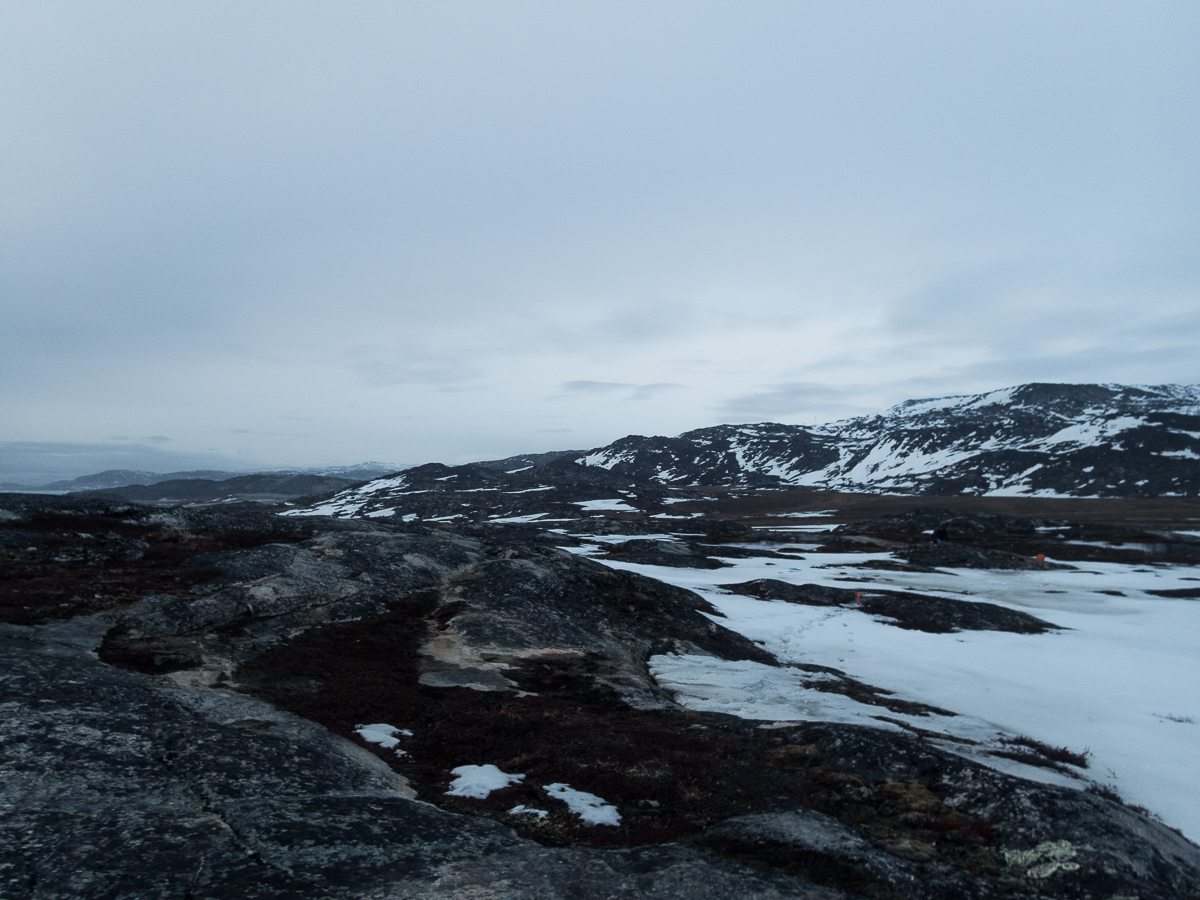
[839,507,1200,567]
[720,579,1059,634]
[3,494,1199,899]
[1,630,846,900]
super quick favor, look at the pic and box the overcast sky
[2,1,1197,481]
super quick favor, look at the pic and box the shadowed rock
[721,579,1058,634]
[602,538,732,569]
[903,543,1075,571]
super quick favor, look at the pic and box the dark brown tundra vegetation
[2,494,1199,899]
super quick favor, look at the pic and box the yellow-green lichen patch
[1002,839,1080,878]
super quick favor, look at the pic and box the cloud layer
[1,1,1196,476]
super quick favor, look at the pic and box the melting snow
[544,783,621,825]
[354,723,412,755]
[445,764,525,798]
[508,805,549,818]
[585,548,1200,840]
[572,498,638,512]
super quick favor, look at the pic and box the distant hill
[79,473,365,504]
[0,462,403,497]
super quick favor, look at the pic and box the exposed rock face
[719,579,1058,634]
[3,494,1200,899]
[601,538,734,569]
[901,543,1075,571]
[839,506,1200,567]
[2,631,848,900]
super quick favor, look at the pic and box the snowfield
[573,542,1200,842]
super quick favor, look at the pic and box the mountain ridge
[570,382,1200,498]
[284,382,1199,525]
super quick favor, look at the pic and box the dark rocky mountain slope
[572,383,1200,497]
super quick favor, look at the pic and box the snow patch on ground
[544,783,621,825]
[584,547,1200,841]
[572,498,638,512]
[445,764,525,798]
[354,723,411,755]
[508,805,549,818]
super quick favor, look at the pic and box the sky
[2,1,1198,482]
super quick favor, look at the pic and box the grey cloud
[557,381,686,402]
[561,381,630,394]
[339,344,483,388]
[720,383,877,421]
[0,3,1195,473]
[628,383,686,401]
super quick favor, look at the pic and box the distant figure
[931,527,949,544]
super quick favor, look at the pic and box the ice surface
[544,783,621,825]
[445,764,525,798]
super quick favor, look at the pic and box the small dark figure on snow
[931,527,949,544]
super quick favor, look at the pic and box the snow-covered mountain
[575,383,1200,497]
[289,384,1200,522]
